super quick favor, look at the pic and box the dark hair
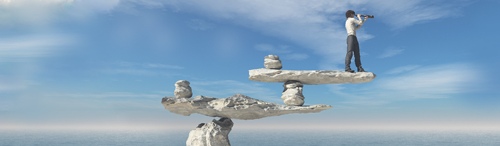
[346,10,355,18]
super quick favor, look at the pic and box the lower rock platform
[161,93,332,120]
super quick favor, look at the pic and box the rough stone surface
[249,68,376,85]
[264,55,282,69]
[174,80,192,98]
[186,118,233,146]
[161,93,332,120]
[281,80,305,106]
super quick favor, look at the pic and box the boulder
[264,55,282,69]
[161,93,331,120]
[249,68,376,85]
[174,80,192,98]
[281,80,305,106]
[186,118,233,146]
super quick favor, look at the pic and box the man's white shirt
[345,17,364,36]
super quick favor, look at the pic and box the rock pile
[162,55,376,146]
[263,55,282,69]
[249,55,377,106]
[281,80,305,106]
[186,118,233,146]
[174,80,192,98]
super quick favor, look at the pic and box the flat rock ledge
[161,93,332,120]
[249,68,376,85]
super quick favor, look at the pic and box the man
[345,10,368,73]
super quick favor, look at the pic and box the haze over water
[1,128,499,146]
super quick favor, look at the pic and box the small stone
[186,118,233,146]
[174,80,192,98]
[281,80,305,106]
[264,55,282,69]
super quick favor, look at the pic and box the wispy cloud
[0,34,76,62]
[329,63,482,105]
[54,92,163,98]
[385,65,421,74]
[115,61,184,69]
[255,44,308,60]
[284,53,309,60]
[100,61,185,76]
[255,44,291,53]
[378,47,404,58]
[1,0,472,69]
[187,19,215,30]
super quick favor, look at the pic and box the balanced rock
[249,68,376,85]
[174,80,192,98]
[161,93,332,120]
[264,55,282,69]
[281,80,305,106]
[187,118,233,146]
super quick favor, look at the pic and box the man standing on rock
[345,10,368,73]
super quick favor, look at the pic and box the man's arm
[354,14,368,30]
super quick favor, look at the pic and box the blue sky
[1,0,499,130]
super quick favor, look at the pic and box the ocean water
[1,129,499,146]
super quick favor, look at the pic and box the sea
[1,129,499,146]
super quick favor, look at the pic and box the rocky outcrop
[174,80,192,98]
[281,80,305,106]
[161,93,332,120]
[186,118,233,146]
[263,55,282,69]
[249,68,376,85]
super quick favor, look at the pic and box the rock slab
[281,80,305,106]
[174,80,192,98]
[161,93,332,120]
[187,118,233,146]
[249,68,376,85]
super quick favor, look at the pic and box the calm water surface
[1,129,499,146]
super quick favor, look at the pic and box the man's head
[346,10,355,18]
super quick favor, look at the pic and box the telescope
[358,15,374,18]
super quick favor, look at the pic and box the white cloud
[254,44,291,53]
[1,0,471,69]
[0,0,119,28]
[284,53,309,60]
[385,65,421,74]
[139,0,468,70]
[0,34,76,62]
[187,19,215,30]
[378,47,404,58]
[329,63,482,105]
[114,61,184,69]
[55,92,163,98]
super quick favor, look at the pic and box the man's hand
[357,14,361,20]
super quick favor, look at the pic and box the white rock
[161,93,332,120]
[249,68,376,85]
[186,118,233,146]
[281,80,305,106]
[174,80,192,98]
[264,55,282,69]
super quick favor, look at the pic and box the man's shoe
[345,68,355,73]
[357,66,365,72]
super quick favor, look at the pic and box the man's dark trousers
[345,35,361,69]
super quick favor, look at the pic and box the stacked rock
[174,80,192,98]
[264,55,282,69]
[281,80,305,106]
[186,118,233,146]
